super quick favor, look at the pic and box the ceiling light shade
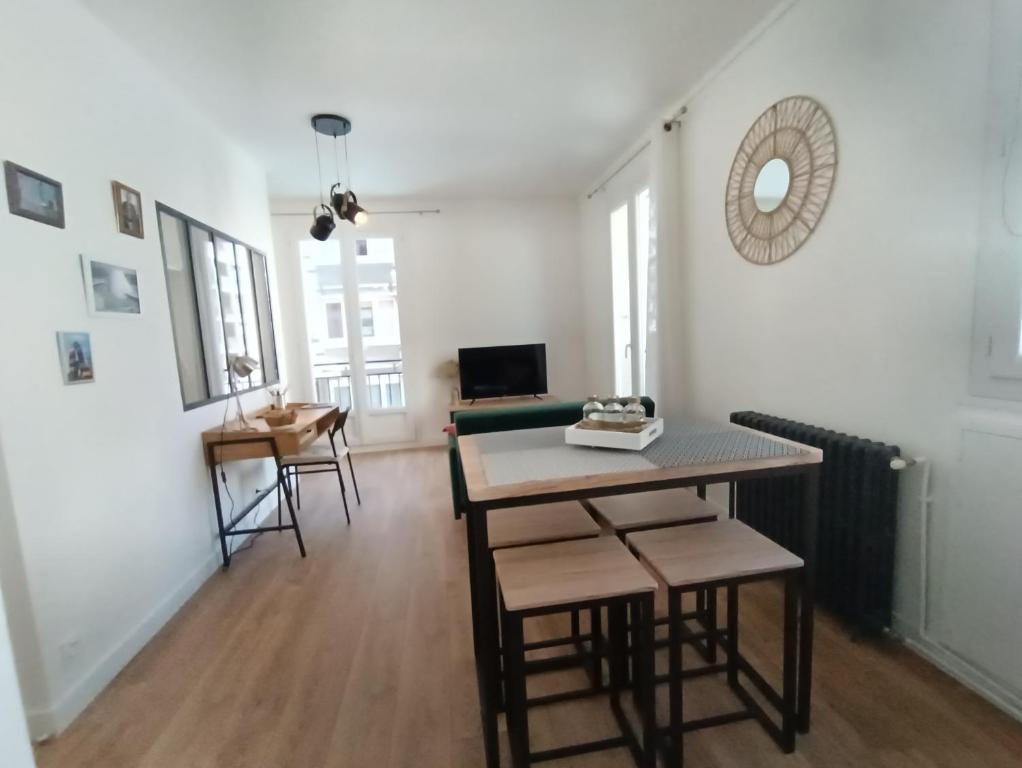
[329,183,347,219]
[340,189,368,226]
[309,204,336,241]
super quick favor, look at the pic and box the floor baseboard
[891,618,1022,723]
[25,548,224,740]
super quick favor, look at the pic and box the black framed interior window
[156,202,280,409]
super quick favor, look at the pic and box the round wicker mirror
[725,96,837,265]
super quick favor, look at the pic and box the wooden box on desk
[200,403,339,465]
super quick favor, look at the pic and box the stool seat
[627,518,803,588]
[586,488,718,533]
[487,502,600,550]
[495,536,657,613]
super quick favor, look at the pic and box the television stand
[449,394,560,421]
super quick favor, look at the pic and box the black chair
[277,407,360,524]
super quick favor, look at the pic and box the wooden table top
[200,403,337,443]
[458,419,822,504]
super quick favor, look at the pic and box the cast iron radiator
[729,411,901,636]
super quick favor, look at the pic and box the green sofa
[448,397,655,519]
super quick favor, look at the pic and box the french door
[299,230,409,445]
[610,187,650,397]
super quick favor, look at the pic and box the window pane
[301,239,351,406]
[326,302,345,338]
[190,225,230,397]
[215,236,247,389]
[250,250,279,384]
[357,237,403,408]
[360,303,375,337]
[635,188,650,395]
[235,245,263,386]
[610,203,632,396]
[158,212,208,404]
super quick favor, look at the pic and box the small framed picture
[81,255,141,316]
[4,161,65,228]
[57,331,95,385]
[111,180,144,238]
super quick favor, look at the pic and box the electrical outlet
[59,638,81,669]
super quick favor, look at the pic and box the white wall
[0,441,37,767]
[591,0,1022,718]
[0,0,282,736]
[272,198,587,446]
[0,581,35,768]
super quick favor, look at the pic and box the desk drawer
[298,424,320,448]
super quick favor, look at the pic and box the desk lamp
[227,354,261,430]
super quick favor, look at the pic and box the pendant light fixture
[309,114,369,240]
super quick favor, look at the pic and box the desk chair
[277,408,358,525]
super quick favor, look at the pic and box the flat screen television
[458,344,548,401]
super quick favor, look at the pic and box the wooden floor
[35,449,1022,768]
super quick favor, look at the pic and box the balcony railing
[314,359,404,410]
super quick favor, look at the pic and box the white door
[610,187,651,397]
[299,232,410,445]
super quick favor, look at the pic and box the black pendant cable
[341,130,368,226]
[309,124,335,240]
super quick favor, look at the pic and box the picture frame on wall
[111,180,144,238]
[80,255,141,316]
[4,161,65,228]
[56,331,95,385]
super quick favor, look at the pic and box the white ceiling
[81,0,779,199]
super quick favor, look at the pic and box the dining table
[457,418,823,768]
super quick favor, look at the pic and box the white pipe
[915,458,934,637]
[891,455,934,638]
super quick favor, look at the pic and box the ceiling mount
[311,114,352,137]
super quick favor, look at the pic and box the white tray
[564,418,664,451]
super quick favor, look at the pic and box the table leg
[208,459,230,568]
[798,464,820,733]
[466,507,501,768]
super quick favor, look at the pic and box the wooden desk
[201,403,338,464]
[201,403,339,567]
[457,420,822,768]
[448,394,560,420]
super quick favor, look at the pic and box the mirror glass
[753,158,791,213]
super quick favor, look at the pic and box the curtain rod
[585,105,688,200]
[586,141,651,200]
[270,208,441,217]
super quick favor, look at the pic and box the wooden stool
[585,488,718,539]
[587,489,720,665]
[495,536,658,768]
[488,502,603,690]
[627,519,804,766]
[488,501,601,549]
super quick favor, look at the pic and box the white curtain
[644,122,683,410]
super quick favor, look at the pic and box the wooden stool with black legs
[489,502,604,691]
[495,536,658,768]
[627,519,804,766]
[278,409,356,524]
[586,488,720,672]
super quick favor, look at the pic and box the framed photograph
[111,181,144,238]
[4,161,65,228]
[81,255,141,316]
[56,331,95,385]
